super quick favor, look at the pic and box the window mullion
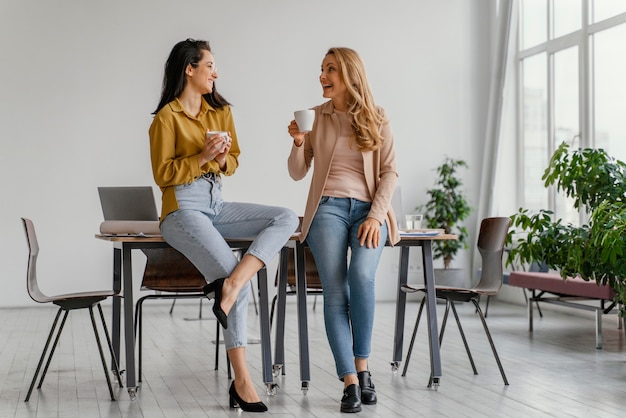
[580,0,590,224]
[581,0,591,149]
[547,51,555,214]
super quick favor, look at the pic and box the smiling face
[320,53,350,110]
[186,50,218,95]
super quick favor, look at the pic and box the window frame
[516,1,626,221]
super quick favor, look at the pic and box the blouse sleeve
[149,113,202,188]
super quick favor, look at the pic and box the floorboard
[1,298,625,417]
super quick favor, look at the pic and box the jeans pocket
[319,196,332,205]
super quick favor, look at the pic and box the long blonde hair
[327,47,387,152]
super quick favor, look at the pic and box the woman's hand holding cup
[288,120,306,147]
[200,131,230,166]
[289,109,315,147]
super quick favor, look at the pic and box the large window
[518,0,626,223]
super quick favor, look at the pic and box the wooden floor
[1,298,625,417]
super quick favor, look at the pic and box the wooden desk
[96,234,279,399]
[272,233,457,391]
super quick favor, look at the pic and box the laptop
[98,186,159,221]
[390,184,405,229]
[392,185,441,236]
[97,186,161,236]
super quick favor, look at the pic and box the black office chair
[401,217,511,385]
[21,217,122,402]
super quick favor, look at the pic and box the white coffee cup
[294,109,315,132]
[206,131,230,149]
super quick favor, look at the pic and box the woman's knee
[278,207,299,231]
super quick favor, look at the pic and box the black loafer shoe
[358,370,377,405]
[340,383,362,413]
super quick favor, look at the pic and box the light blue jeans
[160,173,299,349]
[305,196,388,380]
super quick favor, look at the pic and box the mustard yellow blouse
[149,98,240,221]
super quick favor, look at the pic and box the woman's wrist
[215,157,227,170]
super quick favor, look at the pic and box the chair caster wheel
[301,381,309,394]
[390,361,400,373]
[272,364,283,377]
[266,383,278,396]
[127,387,137,400]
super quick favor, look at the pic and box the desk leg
[392,246,409,371]
[256,267,277,395]
[273,247,288,377]
[295,241,310,393]
[111,248,122,374]
[421,241,442,386]
[122,245,137,399]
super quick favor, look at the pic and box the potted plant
[418,157,473,286]
[507,142,626,313]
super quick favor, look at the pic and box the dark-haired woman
[149,38,298,413]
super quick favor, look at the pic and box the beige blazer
[288,100,400,245]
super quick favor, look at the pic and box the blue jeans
[306,197,388,380]
[160,173,299,349]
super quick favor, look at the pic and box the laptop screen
[390,184,405,229]
[98,186,159,221]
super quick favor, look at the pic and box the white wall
[0,0,496,307]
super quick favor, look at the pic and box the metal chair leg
[37,310,70,390]
[25,308,63,402]
[449,301,478,375]
[269,294,277,328]
[401,297,425,377]
[484,295,491,318]
[214,319,232,379]
[215,319,220,371]
[89,306,116,401]
[251,280,258,316]
[169,298,176,315]
[97,303,123,388]
[471,299,509,385]
[227,349,232,380]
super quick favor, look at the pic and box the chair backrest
[141,248,207,292]
[21,218,53,303]
[473,217,511,294]
[285,246,322,289]
[278,216,322,290]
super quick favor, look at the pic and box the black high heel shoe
[202,278,228,329]
[229,381,268,412]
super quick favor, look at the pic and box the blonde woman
[287,47,399,413]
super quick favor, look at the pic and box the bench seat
[508,271,620,348]
[508,271,615,300]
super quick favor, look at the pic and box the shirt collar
[170,97,216,118]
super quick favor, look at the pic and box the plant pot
[434,268,468,288]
